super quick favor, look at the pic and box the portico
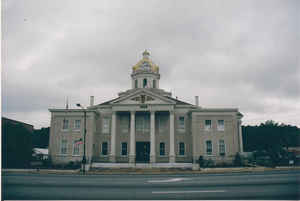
[109,108,175,164]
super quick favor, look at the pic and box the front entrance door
[136,142,150,163]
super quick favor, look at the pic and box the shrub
[204,159,215,167]
[66,161,74,169]
[215,162,233,168]
[233,153,243,166]
[198,156,204,167]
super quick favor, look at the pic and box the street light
[76,103,87,174]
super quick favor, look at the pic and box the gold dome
[132,50,159,74]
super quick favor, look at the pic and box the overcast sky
[2,0,300,129]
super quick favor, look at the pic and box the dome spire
[142,49,150,59]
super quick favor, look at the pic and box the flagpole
[76,103,87,174]
[83,109,86,174]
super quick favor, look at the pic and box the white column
[169,110,175,163]
[150,111,156,163]
[238,120,244,153]
[110,111,116,162]
[129,111,136,163]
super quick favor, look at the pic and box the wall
[192,111,240,164]
[49,110,95,165]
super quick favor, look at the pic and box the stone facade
[48,50,243,168]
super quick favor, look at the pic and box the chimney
[195,96,199,107]
[90,96,94,106]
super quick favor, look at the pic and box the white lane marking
[148,178,191,183]
[152,190,226,194]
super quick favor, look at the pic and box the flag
[75,138,83,145]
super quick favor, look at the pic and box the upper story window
[217,120,224,131]
[205,120,212,131]
[219,139,225,156]
[160,142,165,156]
[74,119,81,130]
[102,117,110,134]
[121,142,128,156]
[158,115,167,133]
[120,116,129,133]
[60,138,68,154]
[101,142,108,155]
[143,78,147,88]
[178,116,185,131]
[153,80,156,88]
[206,140,212,155]
[136,115,150,133]
[141,95,145,103]
[135,79,138,88]
[62,119,69,130]
[179,142,185,155]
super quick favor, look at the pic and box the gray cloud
[2,0,300,128]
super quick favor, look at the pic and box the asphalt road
[2,170,300,200]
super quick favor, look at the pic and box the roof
[166,96,193,105]
[2,117,33,128]
[92,95,192,107]
[96,97,120,106]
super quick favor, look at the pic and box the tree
[32,127,50,148]
[242,120,300,166]
[2,123,33,168]
[242,120,300,152]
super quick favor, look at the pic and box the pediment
[111,89,175,105]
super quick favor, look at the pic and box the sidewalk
[88,166,300,174]
[2,168,78,174]
[2,166,300,175]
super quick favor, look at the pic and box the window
[121,142,127,156]
[73,141,80,156]
[160,142,165,156]
[60,139,68,154]
[141,95,145,103]
[206,140,212,155]
[153,80,156,88]
[217,120,224,131]
[179,142,185,155]
[143,78,147,88]
[74,119,81,130]
[102,142,108,155]
[158,116,166,133]
[178,116,185,130]
[219,140,225,156]
[62,119,69,130]
[205,120,212,131]
[136,115,150,132]
[102,117,110,133]
[135,79,138,88]
[120,116,129,133]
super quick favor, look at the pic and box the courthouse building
[49,50,244,169]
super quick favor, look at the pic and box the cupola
[131,50,160,89]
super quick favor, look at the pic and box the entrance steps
[91,163,193,169]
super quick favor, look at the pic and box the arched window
[143,79,147,88]
[153,80,156,88]
[135,80,138,88]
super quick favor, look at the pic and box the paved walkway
[2,166,300,175]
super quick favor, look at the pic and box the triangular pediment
[111,89,176,105]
